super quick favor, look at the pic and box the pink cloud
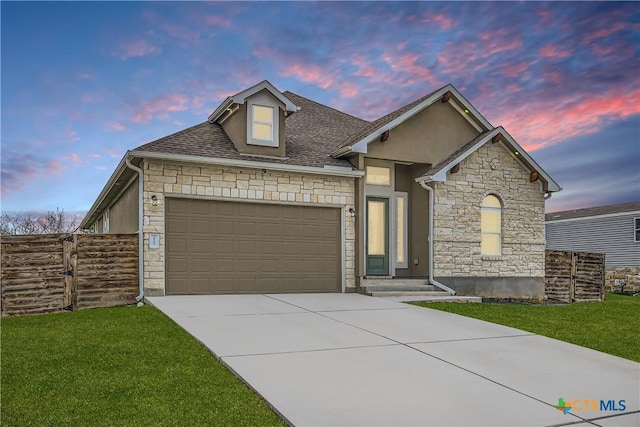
[46,159,63,174]
[437,41,478,75]
[491,85,640,152]
[286,63,336,89]
[381,51,437,86]
[116,39,160,60]
[501,62,530,78]
[205,15,232,28]
[109,122,128,132]
[478,30,523,56]
[539,44,572,58]
[132,93,190,122]
[422,13,455,30]
[581,22,627,44]
[106,149,121,158]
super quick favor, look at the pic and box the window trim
[634,217,640,243]
[246,93,279,148]
[481,195,502,257]
[394,192,408,269]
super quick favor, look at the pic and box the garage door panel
[167,218,187,233]
[166,198,341,295]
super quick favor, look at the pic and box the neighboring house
[546,201,640,291]
[81,81,561,298]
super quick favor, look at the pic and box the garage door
[166,198,342,294]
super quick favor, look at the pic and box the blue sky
[2,1,639,215]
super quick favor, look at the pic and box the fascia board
[208,97,234,122]
[497,127,562,192]
[546,210,640,224]
[414,129,499,183]
[80,154,130,228]
[350,85,453,154]
[129,150,365,178]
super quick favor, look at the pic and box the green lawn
[413,293,640,363]
[1,306,285,427]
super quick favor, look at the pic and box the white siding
[546,213,640,267]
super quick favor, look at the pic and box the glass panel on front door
[366,197,389,276]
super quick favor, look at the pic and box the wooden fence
[545,250,605,302]
[1,234,138,317]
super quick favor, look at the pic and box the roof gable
[415,126,562,193]
[331,84,493,157]
[208,80,299,123]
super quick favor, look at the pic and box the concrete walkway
[148,293,639,427]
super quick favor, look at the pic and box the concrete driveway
[147,293,639,427]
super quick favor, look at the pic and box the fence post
[62,235,79,310]
[63,235,73,309]
[601,253,606,301]
[71,235,79,309]
[570,252,577,302]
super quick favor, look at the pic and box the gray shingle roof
[545,201,640,221]
[134,91,369,169]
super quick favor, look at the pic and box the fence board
[1,233,138,317]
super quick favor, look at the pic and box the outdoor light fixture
[349,207,356,217]
[151,195,158,206]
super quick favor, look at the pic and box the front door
[366,197,389,276]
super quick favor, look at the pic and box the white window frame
[394,192,408,269]
[634,217,640,243]
[247,92,279,148]
[481,195,502,256]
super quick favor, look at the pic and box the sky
[1,1,639,216]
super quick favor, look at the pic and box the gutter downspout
[544,192,553,200]
[125,156,145,303]
[418,180,457,295]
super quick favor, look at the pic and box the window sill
[482,255,503,261]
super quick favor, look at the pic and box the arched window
[481,195,502,256]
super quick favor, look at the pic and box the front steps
[359,278,481,303]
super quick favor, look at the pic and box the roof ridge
[283,91,369,124]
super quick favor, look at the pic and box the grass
[1,305,285,427]
[412,293,640,363]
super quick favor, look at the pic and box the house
[546,201,640,291]
[81,81,561,299]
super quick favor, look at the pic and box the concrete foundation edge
[435,276,544,299]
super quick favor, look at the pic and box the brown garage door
[166,198,342,294]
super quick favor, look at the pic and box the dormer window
[252,104,275,143]
[248,96,279,147]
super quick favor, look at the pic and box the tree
[0,208,82,235]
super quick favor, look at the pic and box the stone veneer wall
[141,161,356,295]
[432,142,546,296]
[606,267,640,293]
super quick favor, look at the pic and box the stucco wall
[141,160,356,295]
[367,102,480,164]
[431,141,546,297]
